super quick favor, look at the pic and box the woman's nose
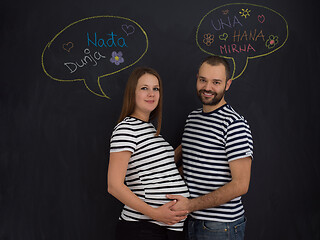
[148,89,154,96]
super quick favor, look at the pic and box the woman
[108,67,189,240]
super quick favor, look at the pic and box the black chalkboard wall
[2,0,319,239]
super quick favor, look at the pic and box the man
[168,56,253,239]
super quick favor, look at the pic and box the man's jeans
[186,216,246,240]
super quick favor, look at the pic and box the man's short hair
[199,56,231,80]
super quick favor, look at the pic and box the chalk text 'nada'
[87,32,127,48]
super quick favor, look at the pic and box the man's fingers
[167,194,182,200]
[164,200,177,208]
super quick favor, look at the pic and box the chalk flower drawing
[203,33,214,46]
[265,35,279,49]
[110,51,124,65]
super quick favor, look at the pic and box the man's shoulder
[187,108,203,118]
[190,108,202,114]
[186,105,248,125]
[220,105,247,123]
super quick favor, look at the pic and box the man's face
[196,63,231,107]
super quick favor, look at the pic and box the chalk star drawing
[239,9,251,18]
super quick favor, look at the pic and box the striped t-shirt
[182,104,253,222]
[110,117,189,231]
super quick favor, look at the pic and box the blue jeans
[186,216,246,240]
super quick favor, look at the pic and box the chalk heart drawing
[258,15,265,23]
[219,33,228,41]
[63,42,74,52]
[122,24,135,36]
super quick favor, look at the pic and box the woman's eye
[154,88,160,91]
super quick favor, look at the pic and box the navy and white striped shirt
[110,117,189,231]
[182,104,253,222]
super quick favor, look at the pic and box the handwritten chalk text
[233,29,265,42]
[220,44,256,54]
[87,32,128,48]
[211,16,243,31]
[64,48,106,73]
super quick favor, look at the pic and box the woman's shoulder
[113,117,135,130]
[113,116,149,132]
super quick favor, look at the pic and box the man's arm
[168,157,252,212]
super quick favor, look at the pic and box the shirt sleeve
[110,123,137,153]
[225,119,253,162]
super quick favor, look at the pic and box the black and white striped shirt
[110,117,189,231]
[182,104,253,222]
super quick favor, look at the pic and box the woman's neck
[130,112,150,122]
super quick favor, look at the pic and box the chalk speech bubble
[196,3,288,79]
[41,16,148,99]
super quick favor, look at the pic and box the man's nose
[204,82,213,91]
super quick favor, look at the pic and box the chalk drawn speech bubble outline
[196,3,289,80]
[41,15,148,99]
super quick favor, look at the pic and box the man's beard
[197,89,225,106]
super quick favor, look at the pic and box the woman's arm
[107,151,188,225]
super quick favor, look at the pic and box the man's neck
[202,99,227,113]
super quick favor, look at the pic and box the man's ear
[226,78,232,91]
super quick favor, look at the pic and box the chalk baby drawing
[196,3,288,80]
[41,16,148,99]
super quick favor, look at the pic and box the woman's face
[133,73,160,120]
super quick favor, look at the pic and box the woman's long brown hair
[118,67,163,136]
